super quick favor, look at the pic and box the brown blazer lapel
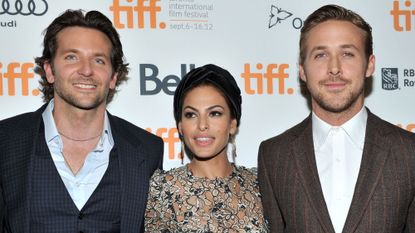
[293,116,336,233]
[342,111,391,233]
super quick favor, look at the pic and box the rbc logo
[139,64,195,95]
[381,68,399,90]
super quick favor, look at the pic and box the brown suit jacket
[258,110,415,233]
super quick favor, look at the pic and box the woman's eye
[210,111,222,117]
[184,112,196,119]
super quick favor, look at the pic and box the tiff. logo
[110,0,166,29]
[0,62,39,96]
[390,0,415,31]
[146,127,181,160]
[241,63,293,95]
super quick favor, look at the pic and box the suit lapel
[12,133,33,233]
[293,116,335,233]
[13,105,47,233]
[342,112,391,233]
[109,115,147,233]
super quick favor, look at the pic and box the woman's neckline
[185,163,237,181]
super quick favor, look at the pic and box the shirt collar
[42,99,60,144]
[42,99,114,148]
[312,106,368,150]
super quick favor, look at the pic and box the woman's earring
[180,143,185,165]
[230,134,237,163]
[179,134,184,165]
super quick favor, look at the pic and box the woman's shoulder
[150,166,188,183]
[165,165,188,176]
[234,165,259,181]
[235,164,258,174]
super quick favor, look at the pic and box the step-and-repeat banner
[1,0,414,169]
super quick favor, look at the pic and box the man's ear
[110,73,118,90]
[44,62,55,84]
[299,65,307,82]
[365,55,375,78]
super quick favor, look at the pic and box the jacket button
[78,212,84,220]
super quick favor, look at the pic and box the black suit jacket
[258,110,415,233]
[0,104,163,233]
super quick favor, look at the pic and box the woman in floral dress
[145,64,268,232]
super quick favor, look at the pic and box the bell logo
[0,62,39,96]
[241,63,293,95]
[146,127,182,160]
[390,0,415,31]
[110,0,166,29]
[140,63,195,95]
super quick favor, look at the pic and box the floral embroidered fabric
[145,164,268,232]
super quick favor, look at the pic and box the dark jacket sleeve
[258,141,284,232]
[0,184,5,232]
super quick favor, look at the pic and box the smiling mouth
[195,137,214,146]
[74,83,97,89]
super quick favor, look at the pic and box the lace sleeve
[144,169,171,232]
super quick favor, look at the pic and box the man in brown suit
[258,4,415,233]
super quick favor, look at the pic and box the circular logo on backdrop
[0,0,48,16]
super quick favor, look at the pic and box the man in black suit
[0,10,163,232]
[258,4,415,233]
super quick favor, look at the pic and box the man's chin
[64,98,104,111]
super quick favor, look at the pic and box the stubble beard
[309,81,365,114]
[54,83,108,111]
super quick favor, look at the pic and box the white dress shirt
[312,107,368,233]
[42,99,114,210]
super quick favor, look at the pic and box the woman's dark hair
[173,64,242,129]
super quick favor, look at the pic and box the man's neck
[52,102,106,139]
[312,102,364,126]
